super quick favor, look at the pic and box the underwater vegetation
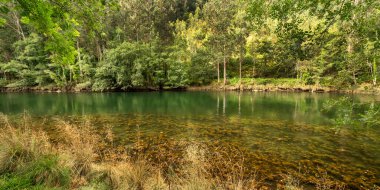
[0,113,379,189]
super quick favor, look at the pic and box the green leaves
[15,0,79,85]
[0,18,5,26]
[0,0,378,90]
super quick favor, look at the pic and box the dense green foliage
[0,0,379,91]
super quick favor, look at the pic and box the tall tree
[203,0,237,86]
[230,0,250,86]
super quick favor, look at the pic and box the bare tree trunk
[95,39,103,61]
[223,44,227,86]
[223,54,227,86]
[373,58,377,86]
[12,11,25,40]
[61,66,66,85]
[217,62,220,83]
[77,41,83,78]
[252,67,255,78]
[347,34,356,85]
[252,57,255,78]
[374,31,379,86]
[296,60,300,80]
[69,68,72,83]
[3,4,25,40]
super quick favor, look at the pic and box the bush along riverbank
[0,114,358,190]
[1,78,380,95]
[188,78,380,95]
[0,85,186,93]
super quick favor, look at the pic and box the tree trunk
[61,66,66,85]
[373,58,377,86]
[69,68,72,83]
[347,34,356,85]
[223,54,227,86]
[95,39,102,61]
[223,44,227,86]
[217,62,220,83]
[367,58,377,86]
[374,31,379,86]
[12,11,25,40]
[77,41,83,78]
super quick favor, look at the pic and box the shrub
[75,81,92,91]
[0,78,7,87]
[92,79,115,92]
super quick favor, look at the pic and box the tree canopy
[0,0,379,91]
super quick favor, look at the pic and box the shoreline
[188,83,380,95]
[1,83,379,95]
[0,86,187,93]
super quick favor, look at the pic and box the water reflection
[1,92,370,125]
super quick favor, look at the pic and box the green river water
[0,92,379,189]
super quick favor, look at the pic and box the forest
[0,0,379,91]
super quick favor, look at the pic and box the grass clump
[0,155,70,190]
[0,118,51,174]
[0,116,71,189]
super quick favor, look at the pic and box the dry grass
[0,114,51,173]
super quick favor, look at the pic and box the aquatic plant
[0,115,264,189]
[3,114,371,189]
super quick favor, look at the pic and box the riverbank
[1,78,379,95]
[188,78,380,95]
[0,85,186,93]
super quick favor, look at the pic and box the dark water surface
[0,92,379,188]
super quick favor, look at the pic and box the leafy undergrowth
[227,78,304,87]
[0,114,351,190]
